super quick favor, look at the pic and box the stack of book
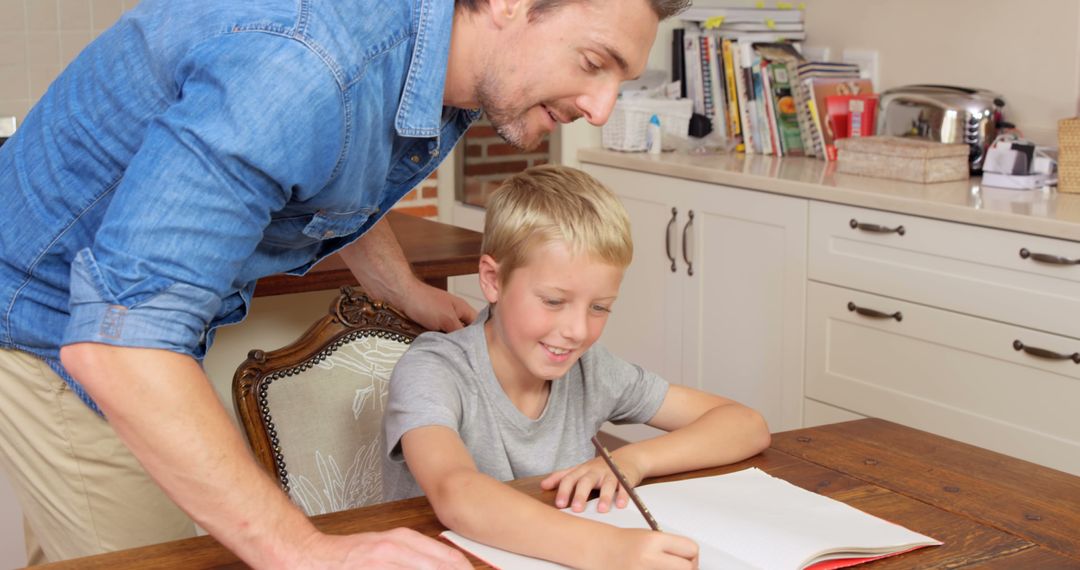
[797,62,872,159]
[673,6,873,159]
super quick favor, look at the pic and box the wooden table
[253,211,483,296]
[37,419,1080,569]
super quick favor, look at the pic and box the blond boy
[382,165,771,569]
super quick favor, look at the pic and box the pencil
[590,435,662,531]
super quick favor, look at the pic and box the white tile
[0,34,27,67]
[0,65,29,100]
[91,0,122,29]
[59,0,92,31]
[26,32,61,69]
[0,0,27,32]
[27,0,59,31]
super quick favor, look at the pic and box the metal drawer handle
[1019,248,1080,265]
[847,301,902,321]
[1012,340,1080,364]
[850,218,905,236]
[665,207,677,273]
[682,210,695,276]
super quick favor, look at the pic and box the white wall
[559,0,1080,159]
[800,0,1080,145]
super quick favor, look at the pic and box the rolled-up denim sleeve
[62,32,344,357]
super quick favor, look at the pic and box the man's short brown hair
[456,0,691,21]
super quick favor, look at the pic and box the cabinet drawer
[806,281,1080,475]
[809,201,1080,338]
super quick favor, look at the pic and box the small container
[835,136,969,184]
[646,114,662,154]
[1057,117,1080,193]
[601,98,692,152]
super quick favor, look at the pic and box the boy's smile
[481,240,624,401]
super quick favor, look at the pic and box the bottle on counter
[646,114,662,155]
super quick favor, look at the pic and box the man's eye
[584,57,601,72]
[591,304,612,313]
[543,298,564,307]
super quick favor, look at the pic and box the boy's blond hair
[482,165,632,285]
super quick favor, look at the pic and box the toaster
[878,85,1009,172]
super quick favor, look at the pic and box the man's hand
[396,279,477,332]
[298,528,470,570]
[338,218,478,332]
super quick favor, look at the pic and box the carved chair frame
[232,286,426,492]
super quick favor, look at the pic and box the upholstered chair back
[233,287,425,515]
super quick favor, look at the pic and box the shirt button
[410,155,420,163]
[323,230,334,238]
[430,149,440,157]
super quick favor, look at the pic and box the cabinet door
[681,182,808,432]
[581,164,685,386]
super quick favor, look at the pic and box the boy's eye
[591,304,612,313]
[542,298,564,307]
[583,56,601,72]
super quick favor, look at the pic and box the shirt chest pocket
[262,208,377,249]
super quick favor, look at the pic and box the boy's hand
[602,528,699,570]
[540,456,642,513]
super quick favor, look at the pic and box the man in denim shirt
[0,0,687,566]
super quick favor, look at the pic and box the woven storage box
[836,136,969,183]
[602,98,692,152]
[1058,118,1080,193]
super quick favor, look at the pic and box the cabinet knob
[850,218,905,236]
[665,207,677,273]
[1012,340,1080,364]
[847,302,902,322]
[682,210,694,276]
[1019,248,1080,265]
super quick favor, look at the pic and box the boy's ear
[477,254,502,304]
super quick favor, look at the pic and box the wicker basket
[1058,118,1080,193]
[602,98,693,152]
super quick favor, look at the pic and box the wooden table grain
[36,419,1080,569]
[253,211,483,296]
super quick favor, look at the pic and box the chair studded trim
[233,286,426,494]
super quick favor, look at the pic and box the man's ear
[486,0,528,28]
[477,254,502,304]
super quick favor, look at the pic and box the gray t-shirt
[381,307,669,501]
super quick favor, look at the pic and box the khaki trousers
[0,349,195,564]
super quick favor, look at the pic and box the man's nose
[577,79,621,126]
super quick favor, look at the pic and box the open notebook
[442,468,941,569]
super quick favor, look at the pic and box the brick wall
[460,117,550,207]
[393,170,440,219]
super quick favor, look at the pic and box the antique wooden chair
[232,286,426,516]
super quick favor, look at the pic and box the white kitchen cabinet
[583,164,808,435]
[806,202,1080,475]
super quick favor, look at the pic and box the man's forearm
[61,343,316,570]
[338,217,415,308]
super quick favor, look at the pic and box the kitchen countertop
[578,148,1080,242]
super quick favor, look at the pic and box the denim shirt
[0,0,477,411]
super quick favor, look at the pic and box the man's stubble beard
[474,72,543,152]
